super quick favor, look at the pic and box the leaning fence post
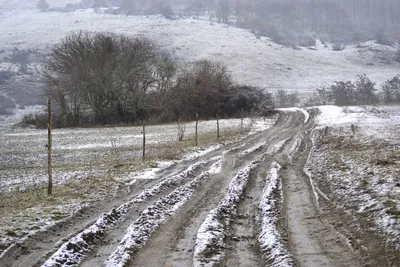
[47,99,53,196]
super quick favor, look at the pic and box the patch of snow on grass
[258,162,294,267]
[248,115,278,135]
[183,144,222,161]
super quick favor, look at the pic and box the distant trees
[275,90,300,108]
[355,74,377,104]
[381,76,400,103]
[40,31,273,128]
[306,74,400,107]
[93,0,108,10]
[36,0,49,11]
[96,1,400,45]
[160,4,174,19]
[329,81,357,106]
[395,49,400,63]
[216,0,230,23]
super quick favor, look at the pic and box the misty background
[1,0,400,115]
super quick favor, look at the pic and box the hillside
[0,1,400,108]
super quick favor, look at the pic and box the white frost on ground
[288,137,302,162]
[272,138,288,154]
[308,105,400,249]
[183,144,223,161]
[315,105,400,140]
[258,162,294,267]
[106,159,223,267]
[41,159,213,267]
[279,108,310,123]
[239,142,266,157]
[248,115,279,135]
[193,163,256,267]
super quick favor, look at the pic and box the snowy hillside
[1,1,400,107]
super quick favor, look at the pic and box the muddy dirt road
[1,110,366,267]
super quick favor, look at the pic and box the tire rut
[222,164,266,267]
[281,130,362,267]
[125,112,303,267]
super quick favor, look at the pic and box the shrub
[161,4,174,19]
[395,49,400,63]
[376,31,394,46]
[298,32,316,47]
[332,43,345,51]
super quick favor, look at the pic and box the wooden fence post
[47,99,53,196]
[195,113,199,146]
[142,123,146,161]
[216,113,220,140]
[240,108,244,134]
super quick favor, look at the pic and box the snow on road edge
[105,159,223,267]
[258,162,294,267]
[193,163,257,267]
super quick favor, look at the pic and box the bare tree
[355,74,378,104]
[216,0,230,23]
[328,81,356,106]
[170,59,232,120]
[43,31,165,126]
[381,75,400,103]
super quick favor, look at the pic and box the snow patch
[288,137,302,161]
[193,163,256,267]
[239,142,266,157]
[258,162,294,267]
[272,139,288,154]
[279,107,310,124]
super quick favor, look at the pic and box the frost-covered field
[0,109,266,192]
[1,0,400,98]
[0,108,277,255]
[306,105,400,250]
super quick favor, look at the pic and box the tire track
[281,130,362,267]
[125,113,303,267]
